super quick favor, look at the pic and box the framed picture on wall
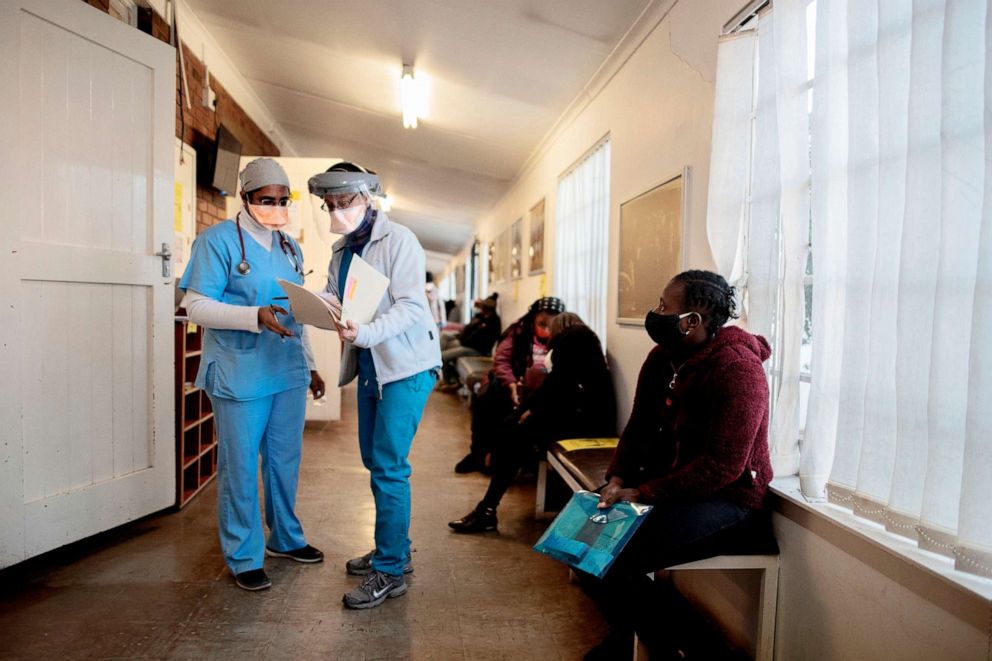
[617,168,688,325]
[495,230,510,283]
[510,219,523,280]
[528,198,545,275]
[487,240,498,285]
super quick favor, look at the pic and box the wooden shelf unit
[175,319,219,508]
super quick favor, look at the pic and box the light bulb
[401,65,418,129]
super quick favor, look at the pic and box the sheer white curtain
[715,2,810,478]
[706,33,755,290]
[808,0,992,578]
[555,138,611,343]
[710,0,991,578]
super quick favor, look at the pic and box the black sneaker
[448,506,498,533]
[345,549,413,576]
[265,544,324,564]
[234,569,272,591]
[454,453,485,474]
[342,570,407,609]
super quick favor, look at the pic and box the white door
[0,0,176,568]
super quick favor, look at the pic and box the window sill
[769,477,992,629]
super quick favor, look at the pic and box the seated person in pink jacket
[454,297,565,474]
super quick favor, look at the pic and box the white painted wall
[457,0,992,657]
[463,0,737,421]
[675,505,990,660]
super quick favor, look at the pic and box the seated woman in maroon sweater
[585,269,773,661]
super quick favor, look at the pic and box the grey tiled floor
[0,387,607,660]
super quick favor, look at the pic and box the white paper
[341,254,390,325]
[278,280,340,330]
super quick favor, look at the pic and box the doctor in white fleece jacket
[308,161,441,610]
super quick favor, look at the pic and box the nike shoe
[342,570,407,609]
[345,549,413,576]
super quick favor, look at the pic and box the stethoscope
[234,216,311,278]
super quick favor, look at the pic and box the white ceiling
[185,0,653,256]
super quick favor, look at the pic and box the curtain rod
[723,0,770,35]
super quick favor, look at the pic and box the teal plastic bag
[532,490,653,578]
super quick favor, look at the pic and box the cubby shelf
[175,319,218,508]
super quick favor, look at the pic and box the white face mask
[330,204,366,235]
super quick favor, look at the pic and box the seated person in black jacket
[448,317,617,532]
[439,294,502,386]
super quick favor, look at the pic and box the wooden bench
[542,438,780,661]
[536,438,618,518]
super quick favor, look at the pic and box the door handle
[155,242,172,278]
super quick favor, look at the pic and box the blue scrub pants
[210,385,309,575]
[356,356,435,576]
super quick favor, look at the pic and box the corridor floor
[0,388,608,660]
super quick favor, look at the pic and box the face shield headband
[307,171,383,199]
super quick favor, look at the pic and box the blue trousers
[356,363,435,576]
[210,386,309,574]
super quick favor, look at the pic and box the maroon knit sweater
[607,326,773,509]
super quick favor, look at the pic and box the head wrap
[530,297,565,315]
[477,294,499,311]
[239,157,290,194]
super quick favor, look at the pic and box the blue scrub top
[179,219,311,401]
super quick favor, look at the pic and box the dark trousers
[478,411,549,510]
[584,499,758,655]
[469,381,514,458]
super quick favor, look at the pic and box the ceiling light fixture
[401,63,419,129]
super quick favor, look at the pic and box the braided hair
[672,270,739,336]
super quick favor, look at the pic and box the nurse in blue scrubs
[179,158,324,591]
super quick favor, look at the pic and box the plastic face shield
[308,169,386,239]
[308,171,382,210]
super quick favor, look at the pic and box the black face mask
[645,310,696,346]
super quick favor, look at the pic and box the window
[710,0,992,579]
[554,137,611,343]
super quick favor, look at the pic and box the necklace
[668,359,687,390]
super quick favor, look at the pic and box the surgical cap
[239,157,290,194]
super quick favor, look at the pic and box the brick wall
[83,1,280,233]
[175,42,280,233]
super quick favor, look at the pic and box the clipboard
[278,280,341,330]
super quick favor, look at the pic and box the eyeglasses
[321,193,361,212]
[254,198,293,207]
